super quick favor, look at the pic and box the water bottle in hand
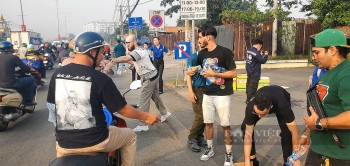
[285,145,310,166]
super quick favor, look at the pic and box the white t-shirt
[129,47,157,80]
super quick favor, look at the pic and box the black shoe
[159,91,163,94]
[197,137,207,147]
[22,102,37,107]
[188,139,200,152]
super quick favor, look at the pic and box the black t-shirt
[47,63,127,148]
[196,45,236,96]
[0,52,31,88]
[245,85,295,125]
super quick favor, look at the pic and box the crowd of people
[0,25,349,166]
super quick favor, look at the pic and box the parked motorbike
[0,87,37,131]
[49,80,142,166]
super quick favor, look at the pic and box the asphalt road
[0,58,315,166]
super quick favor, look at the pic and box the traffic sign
[128,17,143,29]
[149,10,165,32]
[174,42,191,59]
[180,0,207,20]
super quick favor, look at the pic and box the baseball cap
[314,29,350,48]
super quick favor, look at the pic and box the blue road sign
[128,17,143,29]
[174,42,191,60]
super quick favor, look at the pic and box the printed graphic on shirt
[202,58,227,86]
[55,79,95,130]
[246,50,256,64]
[316,84,329,103]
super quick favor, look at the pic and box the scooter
[0,87,37,131]
[43,53,55,70]
[21,58,45,86]
[49,80,142,166]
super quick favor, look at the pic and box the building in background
[83,21,114,34]
[0,14,11,41]
[10,31,42,50]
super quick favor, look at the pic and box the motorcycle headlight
[44,53,49,57]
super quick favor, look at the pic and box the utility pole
[128,0,131,34]
[120,5,124,36]
[55,0,61,41]
[64,14,68,39]
[19,0,26,31]
[271,0,278,57]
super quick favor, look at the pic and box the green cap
[314,29,349,48]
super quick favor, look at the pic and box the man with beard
[188,25,237,166]
[112,34,172,132]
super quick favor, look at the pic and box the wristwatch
[315,118,324,130]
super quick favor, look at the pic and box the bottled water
[285,145,310,166]
[117,63,124,75]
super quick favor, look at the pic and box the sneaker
[133,125,149,132]
[188,139,200,152]
[200,147,214,161]
[160,112,171,122]
[224,153,233,166]
[41,78,47,83]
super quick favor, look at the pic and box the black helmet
[0,41,14,52]
[74,32,107,53]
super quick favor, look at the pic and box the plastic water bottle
[117,63,124,75]
[285,145,310,166]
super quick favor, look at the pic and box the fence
[153,19,322,60]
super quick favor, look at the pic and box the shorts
[202,94,233,126]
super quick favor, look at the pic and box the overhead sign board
[128,17,143,29]
[180,0,207,20]
[149,10,165,32]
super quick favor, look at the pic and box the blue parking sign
[174,42,191,60]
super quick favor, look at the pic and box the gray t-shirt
[129,47,157,80]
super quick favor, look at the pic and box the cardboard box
[232,77,237,91]
[237,74,248,91]
[236,74,270,92]
[258,76,270,89]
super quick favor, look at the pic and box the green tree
[160,0,251,27]
[300,0,350,28]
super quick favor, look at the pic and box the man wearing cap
[300,29,350,165]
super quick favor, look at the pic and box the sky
[0,0,307,41]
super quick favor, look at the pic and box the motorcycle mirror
[129,80,142,90]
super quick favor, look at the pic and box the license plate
[44,60,48,63]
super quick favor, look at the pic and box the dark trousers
[246,74,260,102]
[305,150,350,166]
[131,68,140,81]
[188,87,205,140]
[14,77,37,104]
[241,112,293,163]
[153,58,164,92]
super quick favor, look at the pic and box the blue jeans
[14,77,37,104]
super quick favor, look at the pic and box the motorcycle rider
[57,42,70,66]
[18,43,28,59]
[0,41,37,106]
[46,32,160,166]
[26,44,46,83]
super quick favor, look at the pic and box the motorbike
[21,58,45,86]
[42,53,55,70]
[0,86,37,131]
[49,80,142,166]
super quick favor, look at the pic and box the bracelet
[301,134,308,138]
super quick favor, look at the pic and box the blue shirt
[149,44,168,59]
[186,51,205,87]
[113,43,126,58]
